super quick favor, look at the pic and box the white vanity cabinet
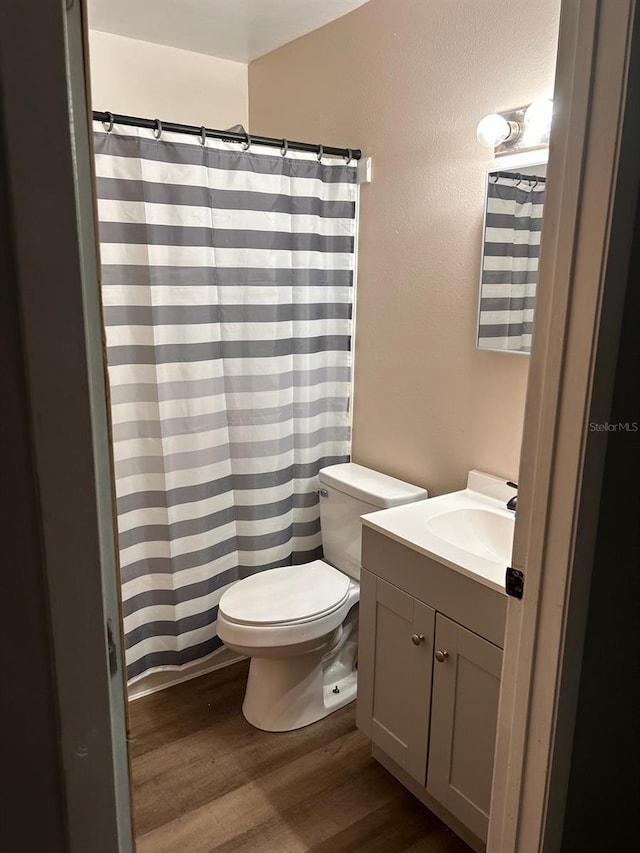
[427,614,503,840]
[356,527,507,852]
[359,575,435,785]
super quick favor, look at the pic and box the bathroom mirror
[476,157,548,353]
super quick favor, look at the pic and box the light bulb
[476,114,521,149]
[524,98,553,142]
[476,114,511,148]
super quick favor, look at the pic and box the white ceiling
[87,0,371,63]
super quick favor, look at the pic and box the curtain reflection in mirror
[478,172,546,353]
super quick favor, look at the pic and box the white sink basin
[361,471,517,593]
[426,508,514,565]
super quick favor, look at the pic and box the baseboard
[127,648,246,702]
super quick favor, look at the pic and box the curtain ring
[344,148,353,164]
[242,132,252,151]
[281,138,288,157]
[153,119,163,140]
[199,126,207,146]
[102,111,115,133]
[317,144,324,162]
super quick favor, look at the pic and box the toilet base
[241,613,359,732]
[242,652,357,732]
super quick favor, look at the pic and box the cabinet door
[357,570,434,785]
[427,614,503,841]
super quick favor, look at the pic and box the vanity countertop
[361,472,516,595]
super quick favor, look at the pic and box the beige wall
[249,0,560,495]
[88,30,248,128]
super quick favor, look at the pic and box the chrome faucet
[506,481,518,512]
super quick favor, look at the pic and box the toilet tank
[318,463,427,580]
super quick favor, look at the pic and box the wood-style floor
[129,660,472,853]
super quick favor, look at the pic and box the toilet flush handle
[318,488,328,498]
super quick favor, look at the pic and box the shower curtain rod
[491,170,547,183]
[93,110,362,161]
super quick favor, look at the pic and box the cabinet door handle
[410,633,425,646]
[435,649,449,662]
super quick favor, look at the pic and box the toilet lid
[219,560,351,626]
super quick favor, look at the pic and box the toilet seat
[218,561,359,652]
[219,560,350,627]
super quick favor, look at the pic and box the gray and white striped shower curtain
[93,122,358,682]
[478,174,545,352]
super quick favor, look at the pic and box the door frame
[489,0,639,849]
[0,0,133,850]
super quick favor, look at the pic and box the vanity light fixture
[476,99,553,155]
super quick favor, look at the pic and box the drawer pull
[435,649,449,663]
[410,634,425,646]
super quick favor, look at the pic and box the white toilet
[217,462,427,732]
